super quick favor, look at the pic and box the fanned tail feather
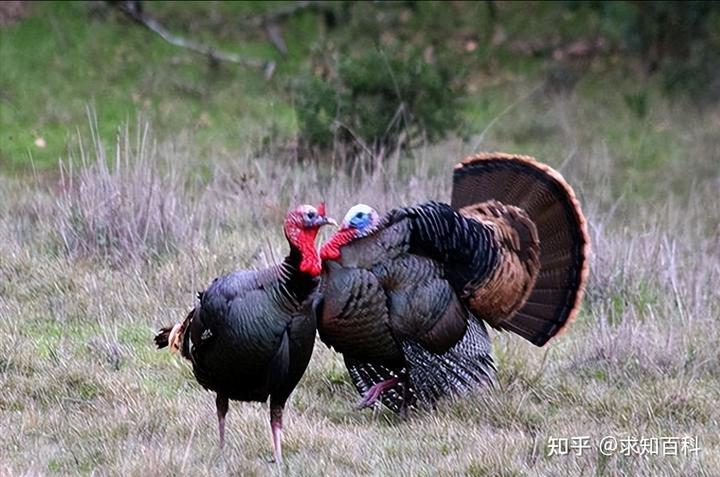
[452,153,590,346]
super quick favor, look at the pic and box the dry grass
[1,101,719,476]
[53,113,212,265]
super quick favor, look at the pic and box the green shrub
[571,1,720,101]
[293,47,464,156]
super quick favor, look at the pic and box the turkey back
[451,153,590,346]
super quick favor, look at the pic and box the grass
[1,94,719,475]
[3,0,712,195]
[0,1,298,171]
[2,2,720,475]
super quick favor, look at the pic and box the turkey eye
[306,212,316,219]
[355,212,364,219]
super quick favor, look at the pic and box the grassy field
[2,2,720,476]
[2,106,719,475]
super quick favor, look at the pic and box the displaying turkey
[154,203,335,462]
[317,153,589,413]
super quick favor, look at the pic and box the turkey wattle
[317,153,590,413]
[154,203,336,462]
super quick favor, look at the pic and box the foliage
[571,1,720,100]
[2,2,720,172]
[293,47,464,156]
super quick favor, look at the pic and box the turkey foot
[356,376,400,409]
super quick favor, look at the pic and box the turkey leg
[269,402,284,463]
[356,376,400,409]
[216,394,229,448]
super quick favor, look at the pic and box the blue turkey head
[342,204,380,238]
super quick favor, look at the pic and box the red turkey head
[284,203,336,276]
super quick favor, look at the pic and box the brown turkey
[317,153,589,413]
[154,203,335,462]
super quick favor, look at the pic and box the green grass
[0,1,300,171]
[3,0,711,203]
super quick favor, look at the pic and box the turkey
[154,203,335,462]
[317,153,589,413]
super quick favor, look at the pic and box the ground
[0,2,719,476]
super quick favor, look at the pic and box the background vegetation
[1,1,718,475]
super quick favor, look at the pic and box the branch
[247,1,336,57]
[115,1,276,78]
[246,1,328,27]
[263,22,288,57]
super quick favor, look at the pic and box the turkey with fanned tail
[154,203,335,462]
[316,153,589,413]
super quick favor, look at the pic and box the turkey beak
[314,202,336,227]
[316,216,337,228]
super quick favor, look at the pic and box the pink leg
[356,376,400,409]
[270,403,283,464]
[216,394,229,449]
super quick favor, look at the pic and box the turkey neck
[279,241,320,302]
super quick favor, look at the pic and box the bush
[55,120,196,265]
[293,47,464,156]
[575,1,720,101]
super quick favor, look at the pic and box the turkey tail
[451,152,589,346]
[154,326,173,349]
[154,309,194,353]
